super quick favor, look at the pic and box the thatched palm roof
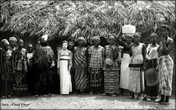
[0,0,175,40]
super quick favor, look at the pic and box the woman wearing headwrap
[73,37,89,93]
[26,44,35,95]
[57,40,72,95]
[13,39,28,96]
[104,35,120,96]
[33,34,55,95]
[119,24,135,94]
[9,36,18,94]
[88,36,105,94]
[9,37,17,51]
[128,32,146,99]
[143,33,160,101]
[157,25,174,105]
[0,39,13,98]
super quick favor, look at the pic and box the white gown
[120,53,131,90]
[58,49,72,94]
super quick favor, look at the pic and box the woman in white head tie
[120,24,135,94]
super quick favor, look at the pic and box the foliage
[0,0,175,41]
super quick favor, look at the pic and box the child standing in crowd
[88,36,105,94]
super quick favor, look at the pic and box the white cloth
[122,24,136,34]
[120,53,131,89]
[59,60,72,94]
[146,44,159,60]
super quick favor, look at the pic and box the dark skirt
[0,72,13,97]
[144,59,159,97]
[13,71,28,96]
[74,66,89,92]
[104,69,120,94]
[89,68,104,92]
[145,83,159,97]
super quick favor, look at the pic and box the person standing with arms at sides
[157,25,174,105]
[73,37,89,93]
[0,39,13,98]
[57,40,72,95]
[88,36,105,94]
[33,34,55,96]
[119,24,135,95]
[9,37,18,73]
[26,44,35,95]
[104,35,120,96]
[13,39,28,96]
[128,33,146,99]
[9,36,18,95]
[143,33,160,101]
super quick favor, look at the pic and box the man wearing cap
[88,36,105,94]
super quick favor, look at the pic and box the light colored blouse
[57,48,72,69]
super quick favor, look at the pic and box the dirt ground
[0,94,175,109]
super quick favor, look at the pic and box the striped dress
[73,47,89,92]
[0,48,13,97]
[104,45,120,95]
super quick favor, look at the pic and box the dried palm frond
[0,0,175,41]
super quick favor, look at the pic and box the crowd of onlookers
[0,24,174,105]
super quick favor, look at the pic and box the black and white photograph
[0,0,175,109]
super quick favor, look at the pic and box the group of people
[0,24,174,105]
